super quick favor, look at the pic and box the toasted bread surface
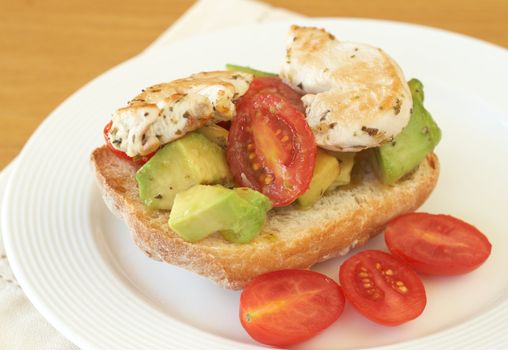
[91,146,439,289]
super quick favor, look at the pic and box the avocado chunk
[374,79,441,184]
[225,64,277,77]
[196,124,229,149]
[326,151,356,192]
[296,149,340,208]
[168,185,269,243]
[234,187,273,212]
[136,133,232,210]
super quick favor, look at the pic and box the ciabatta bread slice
[90,146,439,290]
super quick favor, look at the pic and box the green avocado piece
[225,64,277,77]
[374,79,441,184]
[326,151,356,192]
[233,187,272,212]
[136,133,232,210]
[296,149,340,208]
[196,124,229,149]
[168,185,268,243]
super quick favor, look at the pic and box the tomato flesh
[227,80,316,206]
[339,250,426,326]
[385,213,492,275]
[103,121,154,165]
[242,76,304,112]
[240,269,345,347]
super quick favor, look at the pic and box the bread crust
[90,146,439,289]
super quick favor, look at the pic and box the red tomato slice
[103,121,154,165]
[339,250,426,326]
[385,213,492,275]
[242,76,304,112]
[227,92,316,207]
[240,269,345,347]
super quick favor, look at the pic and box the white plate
[3,18,508,350]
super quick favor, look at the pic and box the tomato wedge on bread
[227,78,316,206]
[242,76,305,112]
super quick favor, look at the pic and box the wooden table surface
[1,0,507,169]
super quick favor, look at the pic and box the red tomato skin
[216,121,231,130]
[339,250,426,326]
[227,91,316,207]
[239,269,345,347]
[242,76,304,112]
[385,213,492,276]
[103,121,154,165]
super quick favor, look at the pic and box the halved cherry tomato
[339,250,426,326]
[227,92,316,207]
[241,76,304,112]
[240,269,345,347]
[385,213,492,275]
[103,121,154,165]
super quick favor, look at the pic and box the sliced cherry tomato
[240,269,345,347]
[103,121,154,165]
[242,76,304,112]
[227,92,316,206]
[339,250,426,326]
[385,213,492,275]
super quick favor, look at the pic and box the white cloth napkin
[0,0,300,348]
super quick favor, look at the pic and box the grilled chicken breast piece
[108,71,253,157]
[280,25,412,152]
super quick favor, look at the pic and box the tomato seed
[398,286,408,293]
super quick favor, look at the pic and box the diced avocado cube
[296,149,340,208]
[136,133,232,210]
[374,79,441,184]
[234,187,272,212]
[196,124,229,149]
[326,151,356,192]
[168,185,269,244]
